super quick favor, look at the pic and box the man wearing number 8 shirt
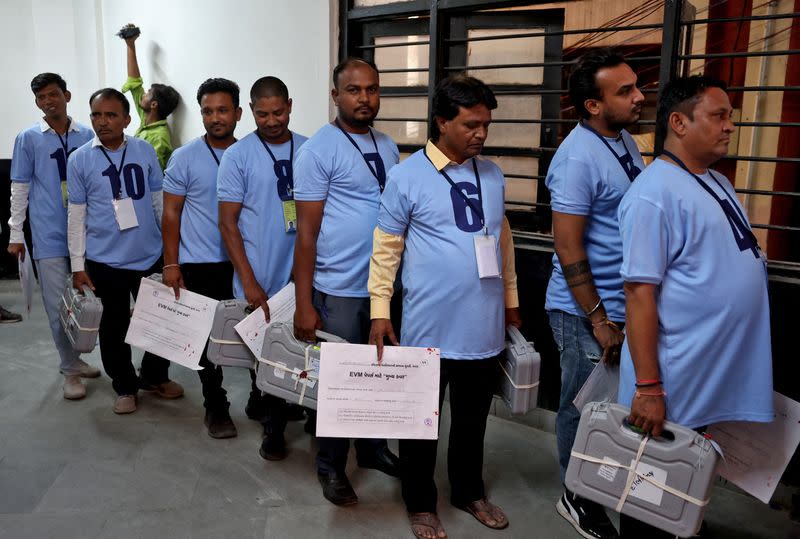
[67,88,183,415]
[217,76,308,459]
[7,73,100,401]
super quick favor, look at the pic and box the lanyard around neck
[580,122,641,182]
[99,144,128,199]
[334,119,383,188]
[203,135,223,166]
[258,131,294,166]
[661,149,760,259]
[54,118,72,154]
[423,147,485,231]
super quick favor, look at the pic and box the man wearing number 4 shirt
[217,76,307,458]
[161,78,243,439]
[617,76,773,538]
[67,88,183,415]
[293,58,401,506]
[369,75,520,539]
[7,73,101,400]
[545,49,645,539]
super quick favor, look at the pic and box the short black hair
[332,57,379,89]
[31,73,67,94]
[150,83,180,119]
[89,88,130,116]
[197,78,240,108]
[656,75,728,142]
[250,76,289,103]
[568,49,627,120]
[430,74,497,141]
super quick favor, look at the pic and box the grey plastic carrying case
[207,299,256,369]
[496,326,540,414]
[565,402,719,538]
[255,322,347,410]
[59,279,103,353]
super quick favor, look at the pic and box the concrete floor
[0,278,797,539]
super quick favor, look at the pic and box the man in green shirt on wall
[121,26,179,170]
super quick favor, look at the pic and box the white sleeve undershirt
[8,182,30,244]
[67,203,87,272]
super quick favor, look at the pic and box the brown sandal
[408,512,447,539]
[455,498,509,530]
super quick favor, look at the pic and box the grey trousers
[36,256,83,375]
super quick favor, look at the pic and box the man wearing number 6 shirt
[67,88,183,415]
[7,73,99,401]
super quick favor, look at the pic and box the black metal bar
[682,12,800,26]
[356,39,431,50]
[751,223,800,232]
[727,85,800,92]
[379,67,429,73]
[426,2,440,141]
[443,22,665,44]
[736,188,800,198]
[656,0,683,154]
[680,49,800,60]
[722,155,800,164]
[735,121,800,128]
[339,0,350,64]
[444,56,661,71]
[376,117,428,122]
[346,0,430,21]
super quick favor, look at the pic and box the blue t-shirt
[617,158,773,428]
[11,119,94,260]
[67,137,163,270]
[378,150,505,359]
[163,137,228,264]
[294,123,399,297]
[544,124,644,322]
[217,131,307,298]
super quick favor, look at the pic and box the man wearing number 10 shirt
[67,88,183,415]
[7,73,100,401]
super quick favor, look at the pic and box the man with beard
[617,76,772,538]
[7,72,100,399]
[67,88,182,415]
[218,76,307,459]
[161,78,242,438]
[545,49,645,539]
[293,57,401,506]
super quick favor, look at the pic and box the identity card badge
[474,232,501,279]
[282,200,297,233]
[112,197,139,231]
[61,181,68,208]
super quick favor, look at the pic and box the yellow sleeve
[368,227,405,319]
[500,216,519,308]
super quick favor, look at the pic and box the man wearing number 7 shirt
[67,88,183,415]
[7,73,100,401]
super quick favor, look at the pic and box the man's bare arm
[219,201,268,318]
[293,200,325,341]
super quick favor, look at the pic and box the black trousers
[181,262,232,413]
[400,355,498,513]
[86,259,170,396]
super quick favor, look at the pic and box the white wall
[1,0,334,158]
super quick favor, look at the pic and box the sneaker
[0,306,22,323]
[63,374,86,400]
[76,359,102,379]
[556,490,619,539]
[204,409,238,439]
[113,395,137,414]
[140,379,184,399]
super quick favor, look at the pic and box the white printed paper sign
[628,461,668,507]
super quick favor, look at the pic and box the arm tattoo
[562,259,593,288]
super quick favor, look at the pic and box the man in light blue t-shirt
[162,77,242,439]
[545,50,644,539]
[218,76,308,459]
[617,76,773,538]
[7,73,100,400]
[68,88,182,415]
[293,58,400,506]
[369,75,520,539]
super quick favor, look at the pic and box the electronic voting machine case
[496,325,540,414]
[255,322,347,410]
[207,299,256,369]
[59,278,103,353]
[565,402,719,537]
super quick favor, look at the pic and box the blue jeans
[549,310,603,482]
